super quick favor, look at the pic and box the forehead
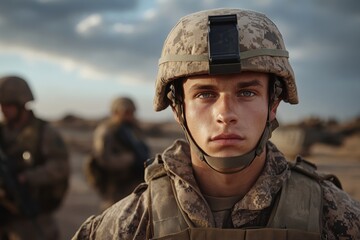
[184,72,270,88]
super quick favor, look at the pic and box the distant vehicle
[270,118,345,159]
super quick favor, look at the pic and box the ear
[270,100,280,121]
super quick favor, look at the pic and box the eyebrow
[188,83,217,92]
[236,79,264,88]
[187,79,264,92]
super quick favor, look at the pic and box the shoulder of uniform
[34,116,47,124]
[289,156,318,178]
[144,156,167,183]
[94,120,113,136]
[30,116,48,130]
[133,182,148,194]
[289,155,342,189]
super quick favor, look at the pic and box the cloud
[0,0,359,121]
[0,0,147,81]
[1,0,359,84]
[76,14,103,36]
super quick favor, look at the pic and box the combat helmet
[0,76,34,105]
[111,96,136,115]
[153,9,298,174]
[154,8,298,112]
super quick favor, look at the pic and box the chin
[208,146,249,156]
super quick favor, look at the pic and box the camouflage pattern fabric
[72,140,360,240]
[0,112,69,240]
[87,119,146,209]
[154,8,297,112]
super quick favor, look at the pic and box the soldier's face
[0,103,19,122]
[122,109,135,123]
[182,72,277,159]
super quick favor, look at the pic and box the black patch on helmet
[208,14,241,75]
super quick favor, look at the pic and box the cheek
[254,103,268,119]
[241,101,268,129]
[185,102,199,128]
[184,102,209,141]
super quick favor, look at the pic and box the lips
[208,133,246,155]
[211,133,244,141]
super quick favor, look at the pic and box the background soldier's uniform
[0,112,70,240]
[73,140,360,240]
[85,119,149,210]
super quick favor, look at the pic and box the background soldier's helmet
[0,76,34,105]
[111,97,136,114]
[154,8,298,111]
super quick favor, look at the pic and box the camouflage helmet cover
[154,8,298,111]
[111,96,136,114]
[0,75,34,105]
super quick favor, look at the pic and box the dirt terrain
[53,117,360,240]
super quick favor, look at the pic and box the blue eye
[197,92,216,99]
[239,90,255,97]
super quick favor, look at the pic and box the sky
[0,0,359,124]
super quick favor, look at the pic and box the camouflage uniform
[0,112,70,239]
[72,140,360,239]
[73,8,360,240]
[0,76,70,240]
[87,97,149,210]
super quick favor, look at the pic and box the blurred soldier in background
[84,96,149,210]
[0,76,70,240]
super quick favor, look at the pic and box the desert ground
[52,116,360,240]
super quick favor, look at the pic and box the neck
[192,149,266,198]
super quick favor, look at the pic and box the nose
[215,94,238,125]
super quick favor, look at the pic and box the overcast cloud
[0,0,359,122]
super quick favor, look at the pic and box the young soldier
[73,8,360,240]
[0,76,70,239]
